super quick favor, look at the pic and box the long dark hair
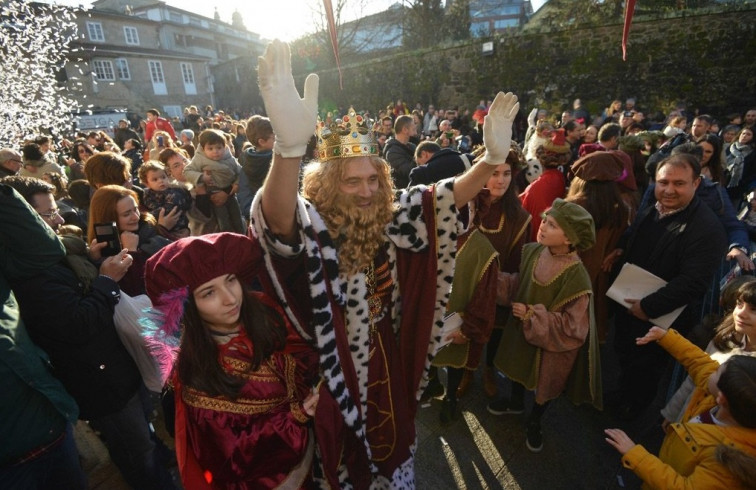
[698,134,724,184]
[178,285,287,399]
[473,145,526,223]
[717,355,756,428]
[495,163,526,223]
[714,279,756,352]
[566,178,628,229]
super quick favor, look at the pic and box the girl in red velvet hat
[143,232,318,489]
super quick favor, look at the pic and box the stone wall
[297,6,756,119]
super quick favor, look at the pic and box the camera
[157,136,164,146]
[94,222,121,257]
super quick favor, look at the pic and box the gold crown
[317,108,378,162]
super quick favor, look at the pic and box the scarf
[726,142,753,189]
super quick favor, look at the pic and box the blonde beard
[302,157,398,275]
[319,192,394,275]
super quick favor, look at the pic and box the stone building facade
[63,0,265,121]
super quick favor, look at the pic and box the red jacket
[145,116,176,143]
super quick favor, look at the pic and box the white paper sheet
[606,263,686,329]
[437,311,463,347]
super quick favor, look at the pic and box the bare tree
[306,0,381,61]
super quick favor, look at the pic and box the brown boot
[455,369,472,398]
[483,366,497,398]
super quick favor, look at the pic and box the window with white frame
[92,60,115,81]
[87,22,105,42]
[148,60,167,95]
[123,26,140,45]
[180,62,196,95]
[115,58,130,80]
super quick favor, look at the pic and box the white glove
[480,92,519,165]
[257,40,319,158]
[527,107,538,128]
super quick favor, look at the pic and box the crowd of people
[2,39,756,489]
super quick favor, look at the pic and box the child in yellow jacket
[605,327,756,489]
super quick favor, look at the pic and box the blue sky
[40,0,548,42]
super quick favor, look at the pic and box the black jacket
[408,149,473,187]
[383,137,416,189]
[11,264,141,419]
[617,196,727,329]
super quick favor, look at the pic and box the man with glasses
[0,177,64,233]
[0,175,177,489]
[0,148,23,178]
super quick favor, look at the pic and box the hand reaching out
[604,428,636,455]
[636,326,667,345]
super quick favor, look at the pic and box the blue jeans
[0,422,86,490]
[88,389,175,490]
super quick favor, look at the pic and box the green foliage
[403,0,445,49]
[445,0,471,42]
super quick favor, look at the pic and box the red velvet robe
[174,292,314,489]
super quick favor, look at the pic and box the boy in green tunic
[489,198,602,452]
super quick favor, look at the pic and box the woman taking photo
[143,233,318,489]
[87,185,171,296]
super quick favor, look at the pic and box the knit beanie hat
[543,198,596,251]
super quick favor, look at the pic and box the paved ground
[81,334,670,489]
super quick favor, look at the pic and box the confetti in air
[0,0,82,146]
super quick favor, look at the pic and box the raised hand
[257,40,319,158]
[480,92,520,165]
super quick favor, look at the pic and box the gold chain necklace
[365,261,381,339]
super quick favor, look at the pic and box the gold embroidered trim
[365,333,397,462]
[182,387,287,415]
[522,305,536,321]
[550,290,592,312]
[507,215,532,255]
[290,402,309,423]
[479,213,506,233]
[532,249,582,287]
[476,253,499,285]
[223,357,281,383]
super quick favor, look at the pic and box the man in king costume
[249,40,520,488]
